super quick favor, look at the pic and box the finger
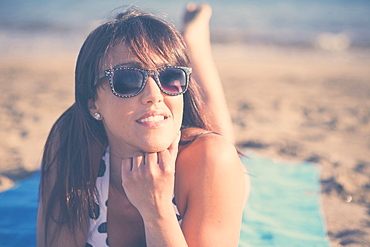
[132,152,144,170]
[157,150,176,174]
[144,152,158,166]
[168,131,181,158]
[121,157,132,179]
[158,133,179,170]
[157,150,167,169]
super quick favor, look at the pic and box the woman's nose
[140,76,164,104]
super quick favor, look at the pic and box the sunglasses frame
[98,66,192,98]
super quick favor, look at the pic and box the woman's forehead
[100,44,169,71]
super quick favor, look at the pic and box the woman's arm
[37,165,88,247]
[176,133,249,246]
[120,133,188,247]
[37,203,88,247]
[120,132,248,247]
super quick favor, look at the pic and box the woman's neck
[108,151,125,193]
[107,144,135,193]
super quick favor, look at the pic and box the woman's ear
[88,99,98,115]
[88,99,103,120]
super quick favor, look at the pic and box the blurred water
[0,0,369,54]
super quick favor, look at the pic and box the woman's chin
[139,142,170,153]
[141,138,172,153]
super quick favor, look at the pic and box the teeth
[138,115,165,123]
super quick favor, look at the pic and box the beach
[216,44,370,246]
[0,43,369,246]
[1,0,370,244]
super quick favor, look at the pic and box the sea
[0,0,370,55]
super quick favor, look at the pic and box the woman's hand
[121,132,180,217]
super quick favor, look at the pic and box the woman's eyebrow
[113,62,143,68]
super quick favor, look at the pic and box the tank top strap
[179,131,219,146]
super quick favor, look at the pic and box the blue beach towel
[0,155,330,247]
[239,153,330,247]
[0,171,39,246]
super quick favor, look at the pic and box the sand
[0,44,369,246]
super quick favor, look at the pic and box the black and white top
[86,147,182,247]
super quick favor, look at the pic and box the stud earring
[94,112,102,120]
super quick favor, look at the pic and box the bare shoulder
[178,128,241,170]
[175,129,248,245]
[176,128,247,200]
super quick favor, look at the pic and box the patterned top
[85,147,182,247]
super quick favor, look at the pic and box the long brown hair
[40,6,208,245]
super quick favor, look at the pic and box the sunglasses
[97,66,192,98]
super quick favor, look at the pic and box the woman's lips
[136,112,168,127]
[137,115,165,123]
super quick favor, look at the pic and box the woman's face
[92,44,184,156]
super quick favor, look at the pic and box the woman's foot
[182,3,212,50]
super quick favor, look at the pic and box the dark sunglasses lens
[158,69,187,94]
[113,70,144,96]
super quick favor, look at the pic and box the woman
[37,4,248,247]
